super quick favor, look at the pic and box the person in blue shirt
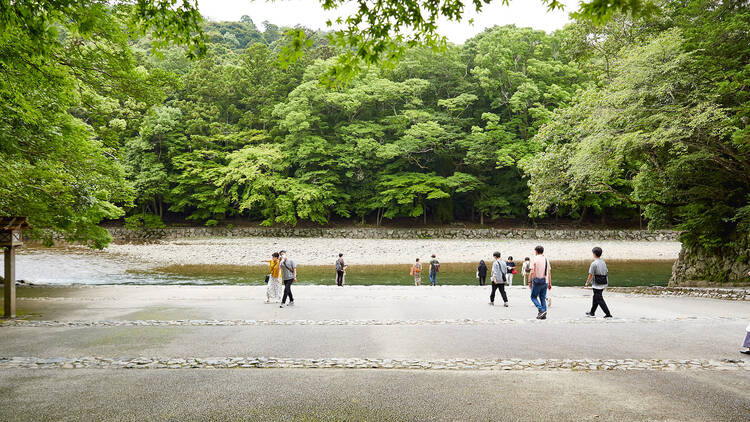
[505,256,516,286]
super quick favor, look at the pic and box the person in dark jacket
[477,260,488,286]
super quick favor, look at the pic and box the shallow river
[6,247,674,287]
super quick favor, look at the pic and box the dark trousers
[490,282,507,303]
[336,270,344,286]
[590,289,611,316]
[282,279,294,304]
[478,275,486,286]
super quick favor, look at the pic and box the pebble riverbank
[1,356,746,371]
[103,237,682,266]
[608,286,750,301]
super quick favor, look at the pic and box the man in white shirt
[529,245,552,319]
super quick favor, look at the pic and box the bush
[124,213,166,230]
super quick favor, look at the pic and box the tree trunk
[638,206,643,230]
[480,212,484,226]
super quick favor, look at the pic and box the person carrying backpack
[585,246,613,318]
[335,253,346,287]
[521,257,531,286]
[429,254,440,286]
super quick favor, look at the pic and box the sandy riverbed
[104,237,682,267]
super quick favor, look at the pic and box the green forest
[1,0,748,260]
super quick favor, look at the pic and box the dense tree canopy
[1,0,748,256]
[525,0,750,251]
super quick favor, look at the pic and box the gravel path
[104,237,681,266]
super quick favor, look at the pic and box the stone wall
[670,238,750,286]
[609,286,750,300]
[103,226,680,242]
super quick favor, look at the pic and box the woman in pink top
[529,245,552,319]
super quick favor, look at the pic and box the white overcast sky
[198,0,579,44]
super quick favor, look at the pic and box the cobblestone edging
[609,287,750,301]
[2,316,747,328]
[101,226,679,242]
[0,356,746,371]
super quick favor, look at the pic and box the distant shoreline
[92,226,680,244]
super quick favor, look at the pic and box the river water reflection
[146,261,674,287]
[7,247,674,287]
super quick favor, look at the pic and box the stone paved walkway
[1,315,747,327]
[2,356,748,371]
[2,285,749,421]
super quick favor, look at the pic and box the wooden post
[0,217,29,319]
[3,246,15,318]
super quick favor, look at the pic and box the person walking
[335,253,346,286]
[279,250,297,308]
[741,271,750,355]
[477,260,488,286]
[429,254,440,286]
[411,258,422,286]
[505,256,516,286]
[585,247,613,318]
[489,252,508,307]
[529,245,551,319]
[265,252,283,303]
[521,257,531,286]
[741,321,750,355]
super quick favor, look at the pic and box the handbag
[410,266,415,276]
[264,274,270,284]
